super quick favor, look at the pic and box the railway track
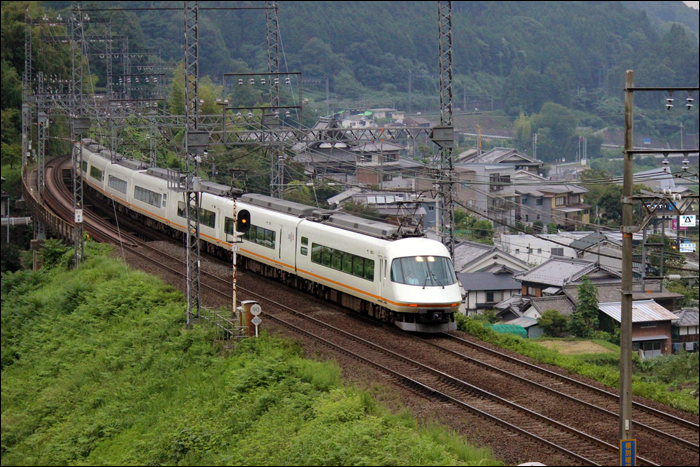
[38,158,698,466]
[425,333,699,450]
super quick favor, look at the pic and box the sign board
[679,215,697,227]
[643,138,651,145]
[250,304,262,316]
[430,126,455,149]
[620,439,636,466]
[680,242,696,253]
[75,209,83,224]
[251,316,262,326]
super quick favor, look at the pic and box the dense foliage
[1,247,500,465]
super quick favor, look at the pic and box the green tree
[471,220,494,245]
[537,309,567,337]
[568,275,599,338]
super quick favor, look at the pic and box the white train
[76,139,460,332]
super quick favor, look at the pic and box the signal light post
[232,204,250,327]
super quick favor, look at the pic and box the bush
[537,309,567,336]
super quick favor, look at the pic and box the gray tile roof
[528,296,577,316]
[563,281,684,304]
[516,258,616,287]
[570,232,607,251]
[460,147,543,166]
[452,240,529,273]
[673,308,699,327]
[504,316,540,328]
[457,272,522,292]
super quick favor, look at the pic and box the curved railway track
[424,333,699,450]
[37,157,699,466]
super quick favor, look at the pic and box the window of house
[525,215,529,222]
[551,248,564,256]
[555,196,566,206]
[486,292,494,302]
[640,322,657,328]
[537,248,542,254]
[536,197,543,206]
[515,248,520,255]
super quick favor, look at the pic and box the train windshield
[390,256,457,287]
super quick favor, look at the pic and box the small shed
[504,317,543,338]
[484,323,527,339]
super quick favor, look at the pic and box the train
[74,138,461,332]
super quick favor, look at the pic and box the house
[367,108,397,120]
[515,257,621,298]
[493,295,530,321]
[454,163,518,228]
[562,280,684,312]
[513,172,590,231]
[521,295,576,320]
[503,316,543,338]
[455,147,544,173]
[598,300,678,358]
[672,308,699,351]
[292,117,357,182]
[458,267,523,315]
[499,232,579,265]
[403,116,433,128]
[340,114,376,129]
[452,239,530,273]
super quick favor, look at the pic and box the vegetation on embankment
[1,244,499,466]
[456,315,699,414]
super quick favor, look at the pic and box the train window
[390,256,456,287]
[199,208,216,229]
[301,236,308,246]
[135,186,162,208]
[81,161,88,172]
[364,260,374,281]
[310,242,374,281]
[342,253,353,274]
[300,246,308,256]
[108,176,127,194]
[331,249,342,270]
[90,166,104,182]
[242,224,276,249]
[322,247,332,266]
[311,244,322,263]
[353,256,364,277]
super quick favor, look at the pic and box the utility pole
[621,72,700,444]
[621,71,635,442]
[408,69,412,116]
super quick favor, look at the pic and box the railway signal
[237,209,251,233]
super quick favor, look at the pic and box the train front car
[384,238,461,332]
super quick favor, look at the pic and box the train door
[278,222,297,272]
[378,254,389,300]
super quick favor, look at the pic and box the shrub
[537,309,567,336]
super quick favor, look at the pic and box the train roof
[242,193,422,240]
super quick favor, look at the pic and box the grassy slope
[457,316,699,414]
[1,249,499,466]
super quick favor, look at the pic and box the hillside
[1,244,499,465]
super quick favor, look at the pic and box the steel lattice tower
[184,0,203,324]
[437,1,455,257]
[266,1,284,199]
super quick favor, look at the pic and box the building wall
[520,195,553,224]
[464,288,520,313]
[632,321,673,356]
[500,234,577,265]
